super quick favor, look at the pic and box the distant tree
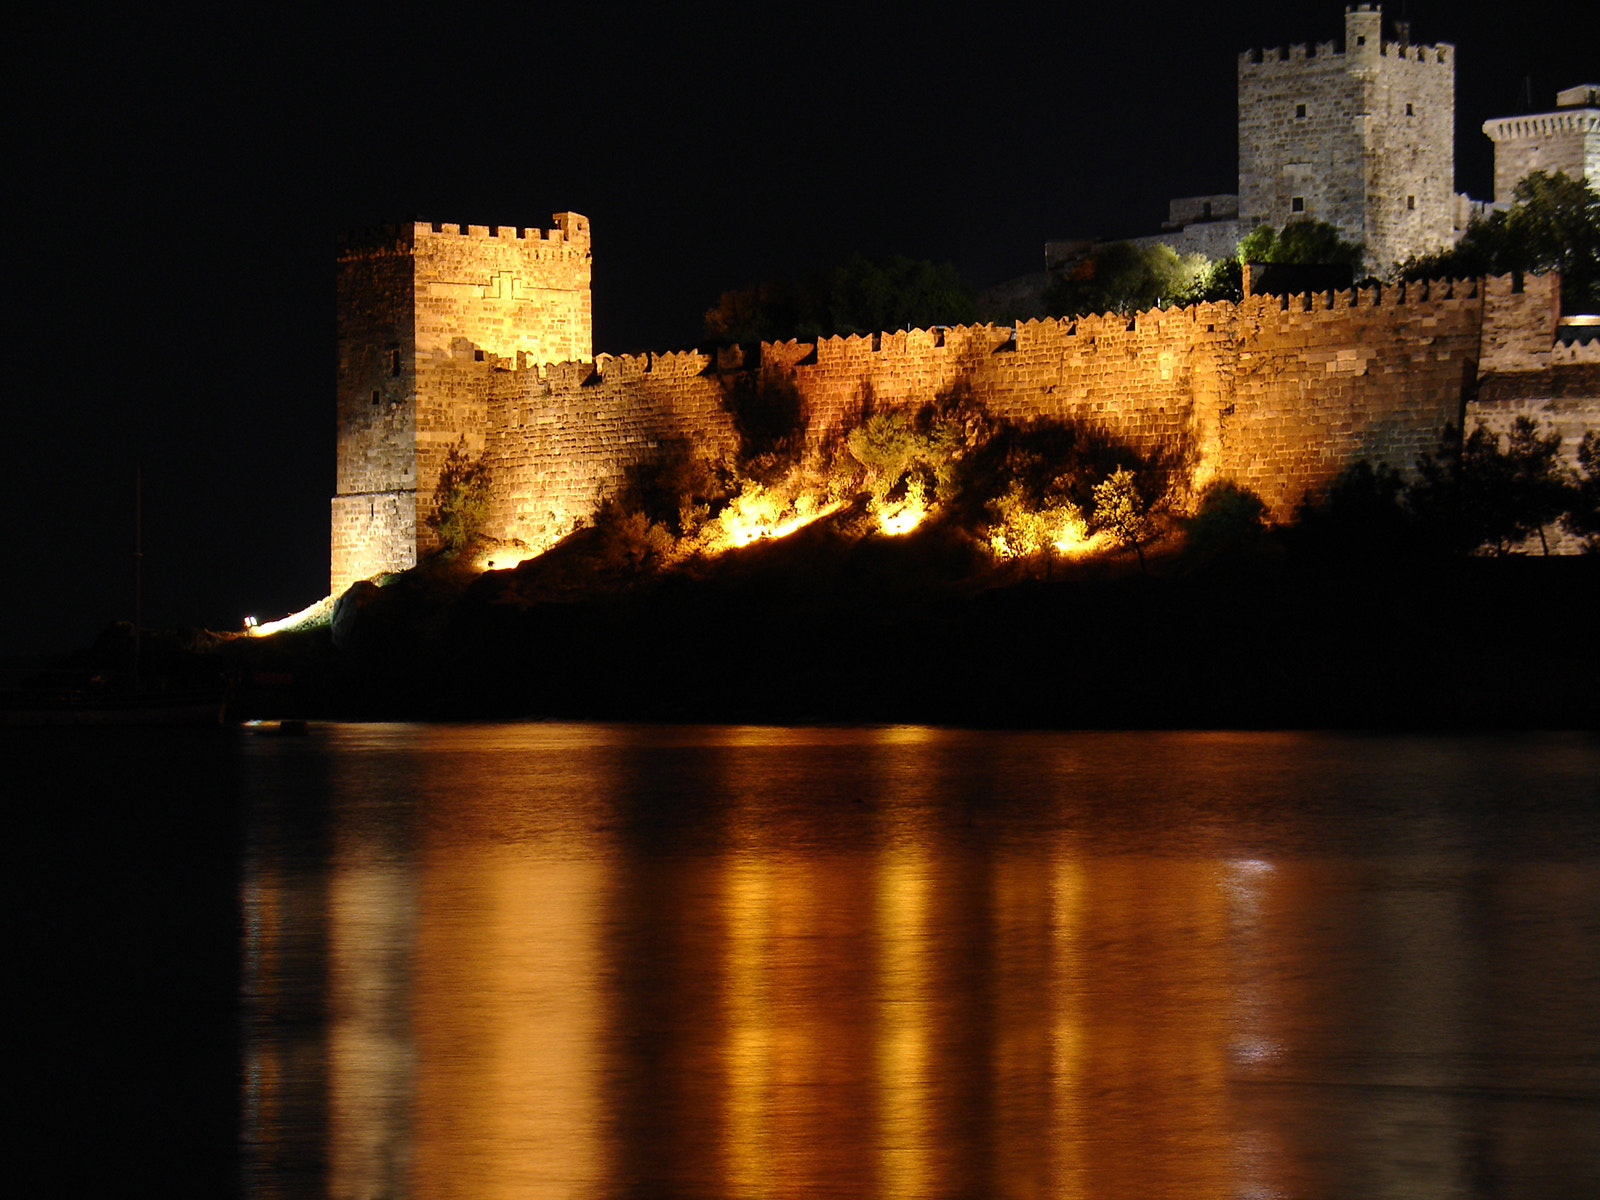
[1397,171,1600,312]
[1044,242,1212,317]
[428,437,492,551]
[1408,419,1575,555]
[1091,467,1154,571]
[703,254,976,344]
[1562,431,1600,552]
[1237,219,1368,271]
[703,281,796,345]
[1188,256,1244,304]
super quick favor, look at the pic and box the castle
[1086,6,1597,273]
[331,9,1599,593]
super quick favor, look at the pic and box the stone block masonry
[1236,6,1456,270]
[332,217,592,592]
[333,211,1597,588]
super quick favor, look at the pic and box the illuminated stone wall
[333,217,592,592]
[1483,95,1600,204]
[484,352,742,552]
[1237,6,1456,269]
[334,212,1595,587]
[474,275,1562,555]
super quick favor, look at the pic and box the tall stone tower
[1237,5,1455,270]
[331,216,592,593]
[1483,84,1600,203]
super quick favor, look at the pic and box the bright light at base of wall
[720,501,842,550]
[471,546,539,573]
[250,594,336,637]
[1053,529,1111,557]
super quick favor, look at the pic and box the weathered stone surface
[332,218,592,592]
[1237,6,1456,270]
[333,214,1598,585]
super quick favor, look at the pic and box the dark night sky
[6,1,1594,658]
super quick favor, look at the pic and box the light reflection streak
[239,727,1600,1199]
[1050,853,1088,1198]
[876,844,934,1200]
[721,856,776,1198]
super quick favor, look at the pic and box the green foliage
[704,254,977,344]
[986,481,1086,564]
[1397,171,1600,312]
[845,388,989,510]
[1184,480,1268,559]
[1091,467,1153,570]
[1406,419,1575,555]
[1044,242,1212,318]
[427,437,492,551]
[1187,256,1244,304]
[1237,219,1367,269]
[1291,460,1414,557]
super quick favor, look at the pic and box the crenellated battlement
[483,274,1523,388]
[417,213,591,244]
[1240,36,1450,67]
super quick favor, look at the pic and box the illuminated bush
[986,481,1089,560]
[1091,468,1154,570]
[428,437,492,552]
[845,389,990,534]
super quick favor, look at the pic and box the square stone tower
[1483,84,1600,203]
[331,216,592,593]
[1237,5,1456,270]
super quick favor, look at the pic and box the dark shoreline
[52,545,1593,731]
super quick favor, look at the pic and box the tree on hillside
[704,254,976,344]
[1563,431,1600,552]
[1408,419,1576,555]
[1091,467,1154,571]
[1397,171,1600,313]
[1044,242,1212,318]
[428,437,492,552]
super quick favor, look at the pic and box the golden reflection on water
[239,725,1600,1200]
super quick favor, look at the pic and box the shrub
[428,437,492,551]
[1184,480,1267,559]
[1091,468,1153,570]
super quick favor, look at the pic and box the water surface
[239,725,1600,1199]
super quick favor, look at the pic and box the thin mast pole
[134,461,142,687]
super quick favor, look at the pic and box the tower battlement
[1483,90,1600,203]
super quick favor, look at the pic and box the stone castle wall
[460,275,1580,565]
[332,207,1597,591]
[1484,107,1600,204]
[332,217,593,590]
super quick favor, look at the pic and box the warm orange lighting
[705,483,841,552]
[873,478,928,536]
[251,593,336,636]
[470,544,538,573]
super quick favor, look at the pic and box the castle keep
[331,214,1596,592]
[333,216,592,589]
[1237,5,1456,269]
